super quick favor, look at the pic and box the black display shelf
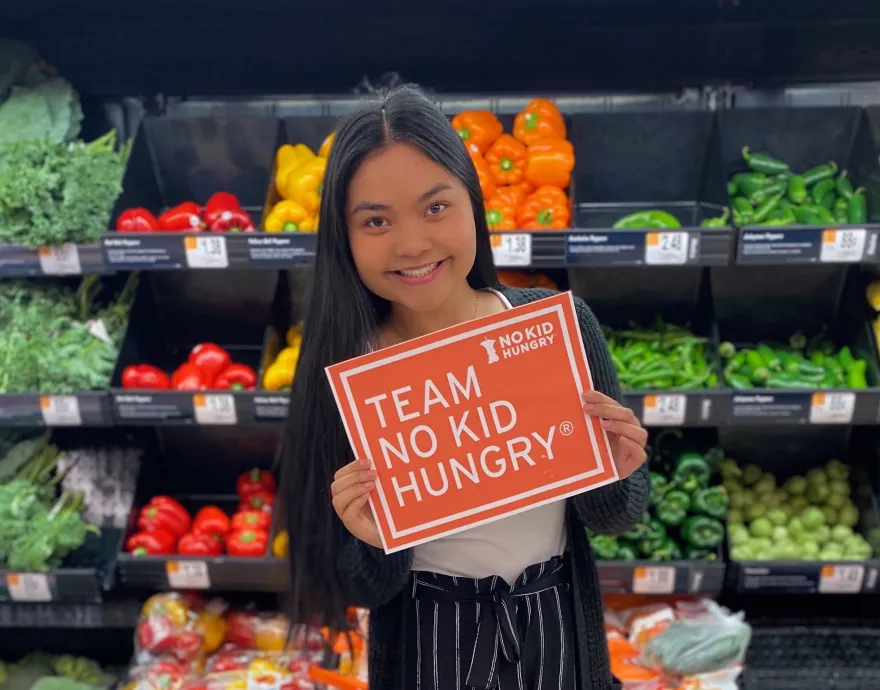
[0,243,107,277]
[0,393,114,428]
[0,599,141,629]
[597,559,725,595]
[722,107,880,266]
[116,495,285,592]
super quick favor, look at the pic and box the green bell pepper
[684,546,718,561]
[649,472,671,506]
[616,543,639,561]
[645,518,667,542]
[672,453,711,492]
[692,486,729,519]
[649,538,683,562]
[656,489,691,526]
[590,535,619,560]
[680,515,725,549]
[612,210,681,230]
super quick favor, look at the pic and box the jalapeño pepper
[849,188,867,224]
[700,207,730,228]
[811,178,835,205]
[752,193,783,223]
[834,197,849,224]
[820,191,836,211]
[836,170,855,199]
[733,172,770,197]
[802,161,839,187]
[847,359,868,389]
[787,175,807,204]
[742,147,789,175]
[749,182,786,205]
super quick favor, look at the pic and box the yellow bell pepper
[142,593,191,627]
[275,345,300,365]
[280,157,326,212]
[197,610,227,654]
[263,360,295,391]
[319,132,336,158]
[275,144,315,197]
[272,530,289,558]
[286,325,302,348]
[264,200,316,233]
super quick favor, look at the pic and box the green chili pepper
[590,535,620,560]
[613,210,681,230]
[838,346,855,372]
[656,489,691,526]
[700,207,729,228]
[732,172,769,197]
[742,146,789,175]
[756,344,781,371]
[684,546,717,561]
[847,359,868,389]
[787,174,807,204]
[727,181,738,196]
[796,204,835,226]
[749,182,786,205]
[765,376,818,389]
[732,197,753,217]
[797,361,826,377]
[761,215,796,227]
[849,188,867,224]
[811,178,836,205]
[616,543,639,561]
[726,373,752,390]
[672,453,711,492]
[820,191,836,211]
[680,515,725,549]
[752,193,783,223]
[692,486,729,519]
[650,538,683,562]
[834,197,849,224]
[836,170,854,199]
[802,161,839,187]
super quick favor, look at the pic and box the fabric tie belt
[412,565,567,690]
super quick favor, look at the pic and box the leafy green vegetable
[0,275,137,394]
[0,130,131,248]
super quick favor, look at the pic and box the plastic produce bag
[638,601,751,677]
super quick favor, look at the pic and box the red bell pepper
[193,505,231,539]
[117,207,160,232]
[159,202,204,231]
[208,208,255,233]
[138,497,191,537]
[203,191,242,227]
[171,363,209,391]
[214,364,258,391]
[226,529,269,557]
[121,364,171,390]
[225,611,257,648]
[236,469,277,500]
[238,490,275,514]
[177,531,224,556]
[126,529,177,556]
[188,343,232,385]
[230,510,272,532]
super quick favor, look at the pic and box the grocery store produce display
[728,147,865,227]
[0,651,118,690]
[116,193,256,234]
[720,334,870,389]
[604,319,719,391]
[724,457,877,562]
[122,344,258,392]
[263,134,335,233]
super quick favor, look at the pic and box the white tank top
[410,289,568,584]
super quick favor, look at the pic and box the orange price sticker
[166,560,211,589]
[633,566,675,594]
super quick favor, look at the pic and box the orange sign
[326,291,618,553]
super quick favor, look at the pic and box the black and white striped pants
[406,557,577,690]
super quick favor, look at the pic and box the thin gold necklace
[472,292,480,320]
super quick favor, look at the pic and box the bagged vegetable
[638,601,751,677]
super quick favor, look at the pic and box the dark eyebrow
[417,183,452,204]
[351,200,392,214]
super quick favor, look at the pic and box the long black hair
[281,85,499,628]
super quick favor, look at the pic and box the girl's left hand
[582,390,647,479]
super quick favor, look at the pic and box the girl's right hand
[331,458,382,549]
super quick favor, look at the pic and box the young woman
[281,86,650,690]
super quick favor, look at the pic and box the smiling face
[346,142,477,314]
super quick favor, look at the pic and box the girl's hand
[582,390,648,479]
[331,458,383,549]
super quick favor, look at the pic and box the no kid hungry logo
[326,292,618,553]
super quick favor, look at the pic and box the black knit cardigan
[337,287,651,690]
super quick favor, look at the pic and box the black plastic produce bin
[108,274,279,426]
[563,111,734,268]
[117,495,286,592]
[720,107,880,265]
[100,115,308,270]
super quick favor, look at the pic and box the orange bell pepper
[513,98,567,146]
[485,188,521,231]
[485,134,527,186]
[518,186,571,230]
[452,111,503,154]
[524,139,575,189]
[511,179,535,198]
[469,151,497,200]
[496,184,528,209]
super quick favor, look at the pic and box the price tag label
[166,561,211,590]
[642,394,686,427]
[193,394,237,425]
[810,392,855,424]
[819,564,864,593]
[633,566,675,594]
[40,396,82,426]
[6,573,52,602]
[645,232,688,265]
[820,229,866,263]
[38,244,82,275]
[184,236,229,269]
[490,233,532,267]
